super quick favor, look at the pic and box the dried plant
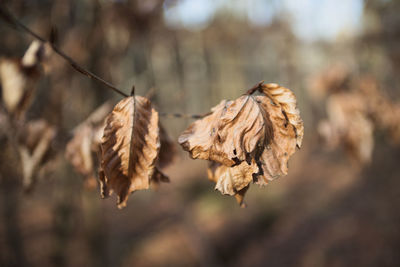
[0,8,304,209]
[0,41,46,119]
[179,82,303,205]
[318,92,374,164]
[18,119,57,190]
[317,74,400,164]
[99,95,170,208]
[65,102,113,189]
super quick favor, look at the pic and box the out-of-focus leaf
[308,64,350,100]
[318,92,374,164]
[18,119,56,190]
[357,76,400,144]
[0,41,46,118]
[65,102,113,189]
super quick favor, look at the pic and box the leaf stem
[246,81,265,95]
[158,112,210,119]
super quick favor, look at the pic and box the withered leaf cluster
[318,92,374,164]
[1,23,304,210]
[179,82,303,206]
[317,75,400,164]
[358,77,400,144]
[1,42,303,208]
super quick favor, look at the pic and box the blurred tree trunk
[0,140,27,267]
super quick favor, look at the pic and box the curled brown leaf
[254,83,304,184]
[207,161,257,207]
[65,102,113,189]
[179,82,303,205]
[99,96,169,208]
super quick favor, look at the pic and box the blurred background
[0,0,400,266]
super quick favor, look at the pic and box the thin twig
[246,80,265,95]
[0,5,128,97]
[159,112,211,119]
[0,5,207,119]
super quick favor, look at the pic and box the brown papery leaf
[180,82,303,204]
[99,96,167,208]
[179,96,273,166]
[318,92,374,164]
[179,100,234,166]
[357,76,400,144]
[66,124,100,189]
[0,41,45,118]
[307,63,350,101]
[260,83,304,148]
[65,102,113,189]
[18,119,56,190]
[255,83,304,184]
[207,161,257,207]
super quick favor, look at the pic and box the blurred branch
[0,5,129,97]
[159,112,210,119]
[0,5,207,119]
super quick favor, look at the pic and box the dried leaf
[179,100,235,166]
[179,96,274,166]
[99,96,168,208]
[308,63,350,100]
[65,102,113,189]
[180,82,303,204]
[345,113,374,163]
[319,92,374,164]
[255,83,304,184]
[317,74,400,164]
[207,161,257,207]
[357,76,400,144]
[260,83,304,148]
[0,41,45,117]
[65,124,98,187]
[18,119,56,190]
[21,40,46,68]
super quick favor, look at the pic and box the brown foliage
[318,92,374,164]
[18,119,57,190]
[180,82,303,205]
[207,161,256,207]
[308,64,350,100]
[0,41,46,118]
[318,75,400,164]
[65,102,113,189]
[99,96,170,208]
[358,77,400,143]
